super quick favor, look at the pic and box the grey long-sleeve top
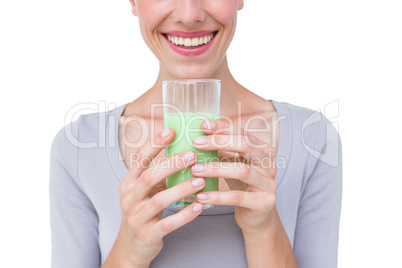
[49,100,342,267]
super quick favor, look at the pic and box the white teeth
[191,37,199,46]
[166,32,215,47]
[184,38,192,46]
[203,35,208,44]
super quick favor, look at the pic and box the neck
[125,55,255,118]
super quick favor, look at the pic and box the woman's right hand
[102,127,205,268]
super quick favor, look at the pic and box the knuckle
[242,164,252,177]
[269,180,278,192]
[160,219,174,234]
[136,228,150,243]
[210,134,218,147]
[261,194,276,212]
[180,209,193,223]
[139,171,153,188]
[177,181,188,195]
[119,176,133,195]
[149,195,164,210]
[120,197,131,214]
[263,146,275,156]
[138,151,153,168]
[209,161,219,170]
[232,191,245,205]
[270,167,277,177]
[269,162,277,176]
[127,215,140,230]
[240,141,250,153]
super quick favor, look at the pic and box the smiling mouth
[162,31,218,49]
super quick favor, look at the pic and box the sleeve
[293,114,343,268]
[49,119,101,268]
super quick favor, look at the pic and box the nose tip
[172,2,207,26]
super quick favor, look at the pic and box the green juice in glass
[164,112,219,199]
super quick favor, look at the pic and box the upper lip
[161,30,218,38]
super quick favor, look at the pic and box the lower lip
[163,33,217,56]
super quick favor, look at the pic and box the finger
[191,162,271,191]
[193,134,268,157]
[199,119,275,161]
[196,190,276,212]
[128,127,176,180]
[218,151,247,162]
[200,119,248,136]
[136,177,206,225]
[194,133,277,178]
[149,202,204,239]
[132,150,197,202]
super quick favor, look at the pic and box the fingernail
[203,121,216,130]
[192,164,204,172]
[192,177,205,187]
[182,151,195,162]
[197,193,208,200]
[193,203,203,212]
[193,136,207,145]
[161,128,171,138]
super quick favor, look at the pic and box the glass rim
[162,79,221,85]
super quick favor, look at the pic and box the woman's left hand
[191,119,278,233]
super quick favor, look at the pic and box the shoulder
[50,104,124,170]
[50,117,80,174]
[272,100,341,167]
[51,103,127,152]
[271,101,342,196]
[50,109,109,188]
[272,100,340,144]
[272,100,327,126]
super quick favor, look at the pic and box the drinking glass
[162,79,221,209]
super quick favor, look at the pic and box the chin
[170,65,216,79]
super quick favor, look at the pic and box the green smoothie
[164,112,219,197]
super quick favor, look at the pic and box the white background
[1,0,401,267]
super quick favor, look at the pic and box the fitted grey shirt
[49,100,342,268]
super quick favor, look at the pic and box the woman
[50,1,342,267]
